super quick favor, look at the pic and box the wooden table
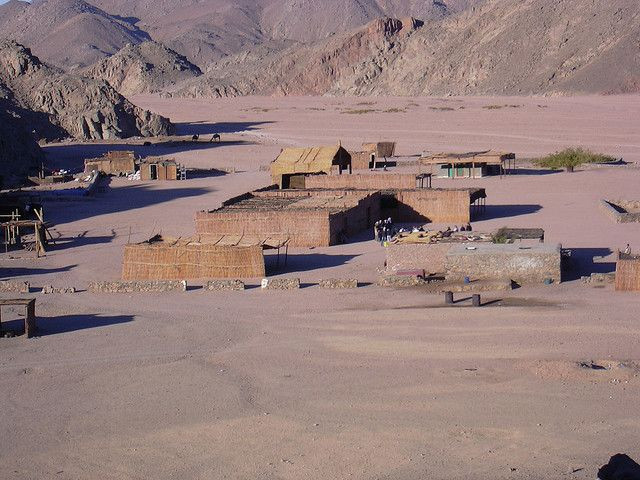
[0,299,36,338]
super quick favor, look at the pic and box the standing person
[374,220,380,242]
[624,244,632,255]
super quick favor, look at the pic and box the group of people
[374,218,395,244]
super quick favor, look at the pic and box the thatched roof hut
[270,145,352,188]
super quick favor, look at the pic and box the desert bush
[534,147,616,171]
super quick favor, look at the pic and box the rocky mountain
[2,0,474,68]
[0,40,173,140]
[175,17,423,98]
[0,0,150,70]
[82,41,202,96]
[176,0,640,97]
[0,93,45,187]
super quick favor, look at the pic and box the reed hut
[362,142,396,158]
[615,252,640,291]
[271,145,352,188]
[122,235,269,280]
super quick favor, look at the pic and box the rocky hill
[0,40,173,140]
[175,17,423,98]
[0,93,45,187]
[2,0,473,68]
[82,41,202,96]
[0,0,150,70]
[176,0,640,97]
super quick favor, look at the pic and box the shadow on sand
[598,454,640,480]
[0,265,77,280]
[266,253,360,274]
[45,183,213,226]
[43,138,255,171]
[563,247,616,281]
[477,204,542,220]
[1,314,134,337]
[175,121,273,135]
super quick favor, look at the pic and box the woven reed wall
[615,257,640,291]
[122,243,265,280]
[195,210,331,247]
[304,174,416,190]
[392,189,471,223]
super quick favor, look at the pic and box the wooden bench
[0,299,36,338]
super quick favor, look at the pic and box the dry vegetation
[535,147,617,171]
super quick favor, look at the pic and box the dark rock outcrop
[0,40,173,141]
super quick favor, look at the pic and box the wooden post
[445,291,454,305]
[472,294,481,307]
[25,300,36,338]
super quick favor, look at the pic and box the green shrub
[534,147,616,171]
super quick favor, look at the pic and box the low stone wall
[445,244,562,284]
[385,242,453,275]
[581,273,616,286]
[377,275,430,287]
[205,280,245,291]
[0,281,30,293]
[89,281,187,293]
[601,200,640,223]
[318,279,358,289]
[261,278,300,290]
[41,285,76,294]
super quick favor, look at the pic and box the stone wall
[445,244,562,284]
[89,281,187,293]
[261,278,300,290]
[205,280,245,291]
[0,280,30,293]
[601,200,640,223]
[385,242,454,274]
[318,279,358,288]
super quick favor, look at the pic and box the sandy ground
[1,95,640,479]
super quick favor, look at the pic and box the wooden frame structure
[422,151,516,179]
[0,298,37,338]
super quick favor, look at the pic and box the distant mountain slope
[0,40,173,140]
[6,0,473,68]
[82,41,202,96]
[0,0,150,69]
[176,0,640,97]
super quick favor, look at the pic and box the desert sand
[1,95,640,479]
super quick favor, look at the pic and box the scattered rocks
[88,280,187,293]
[261,278,300,290]
[582,273,616,285]
[318,278,358,289]
[41,285,76,294]
[205,280,245,291]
